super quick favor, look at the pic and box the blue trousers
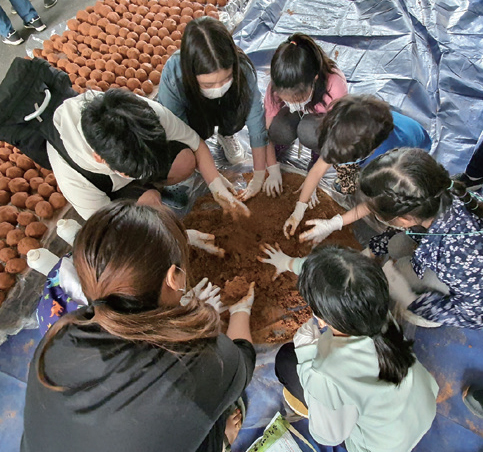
[0,0,38,37]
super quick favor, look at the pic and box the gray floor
[0,0,94,82]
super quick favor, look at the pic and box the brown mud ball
[24,169,40,181]
[0,247,18,262]
[17,212,37,227]
[16,155,35,171]
[0,191,11,205]
[222,276,251,305]
[0,148,12,161]
[49,193,67,210]
[25,222,48,239]
[0,272,15,290]
[6,229,26,246]
[35,201,54,219]
[11,192,29,208]
[25,194,44,211]
[29,177,44,191]
[8,178,29,193]
[6,258,28,274]
[183,172,361,343]
[17,237,41,255]
[141,80,154,94]
[0,206,18,224]
[0,240,5,250]
[6,166,25,179]
[0,162,13,175]
[37,183,55,199]
[0,222,15,238]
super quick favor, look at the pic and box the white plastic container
[57,219,82,246]
[27,248,60,276]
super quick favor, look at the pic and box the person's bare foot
[225,408,242,445]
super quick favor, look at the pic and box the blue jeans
[0,0,38,37]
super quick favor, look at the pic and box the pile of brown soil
[183,172,361,343]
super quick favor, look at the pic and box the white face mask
[284,87,314,113]
[200,78,233,99]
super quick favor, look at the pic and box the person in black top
[22,200,256,452]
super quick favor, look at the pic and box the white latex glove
[257,243,294,280]
[382,260,418,309]
[229,282,255,315]
[263,163,283,197]
[238,170,266,201]
[307,189,320,210]
[294,318,321,348]
[180,277,226,312]
[299,214,343,245]
[186,229,225,257]
[208,175,250,219]
[283,201,308,239]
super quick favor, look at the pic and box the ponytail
[372,321,415,385]
[270,33,337,110]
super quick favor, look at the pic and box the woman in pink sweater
[264,33,347,190]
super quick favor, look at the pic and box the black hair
[81,89,168,179]
[269,33,338,111]
[317,95,394,164]
[180,17,254,139]
[360,147,483,221]
[298,245,415,385]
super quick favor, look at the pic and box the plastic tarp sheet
[232,0,483,175]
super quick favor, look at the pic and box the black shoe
[453,173,483,191]
[2,30,24,45]
[44,0,57,9]
[24,17,47,32]
[463,386,483,419]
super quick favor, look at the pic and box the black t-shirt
[21,322,255,452]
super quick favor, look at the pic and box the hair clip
[447,180,454,190]
[290,40,297,45]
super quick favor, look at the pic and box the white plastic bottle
[27,248,60,276]
[57,219,82,246]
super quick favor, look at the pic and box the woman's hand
[209,175,251,219]
[257,243,294,280]
[299,215,343,244]
[186,229,225,257]
[283,201,308,239]
[263,163,283,197]
[229,282,255,315]
[237,170,266,201]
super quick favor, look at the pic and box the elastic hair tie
[290,40,297,45]
[447,180,454,190]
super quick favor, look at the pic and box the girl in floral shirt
[360,147,483,328]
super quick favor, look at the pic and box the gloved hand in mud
[283,201,308,239]
[299,214,343,245]
[295,182,319,210]
[180,277,226,313]
[186,229,225,257]
[237,170,266,201]
[209,175,251,219]
[229,282,255,315]
[257,243,295,280]
[263,163,283,197]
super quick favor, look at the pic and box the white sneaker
[217,134,245,165]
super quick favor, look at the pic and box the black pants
[268,107,324,152]
[275,342,308,408]
[466,138,483,179]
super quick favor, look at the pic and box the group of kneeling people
[18,13,483,452]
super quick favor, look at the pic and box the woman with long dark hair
[267,245,438,450]
[158,17,274,201]
[22,201,256,452]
